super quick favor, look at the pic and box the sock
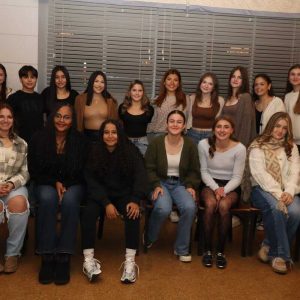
[83,248,94,261]
[125,248,136,262]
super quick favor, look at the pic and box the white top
[285,91,300,145]
[147,94,189,133]
[198,139,246,194]
[259,96,286,133]
[167,150,182,177]
[249,144,300,199]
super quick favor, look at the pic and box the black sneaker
[216,253,227,269]
[202,251,213,267]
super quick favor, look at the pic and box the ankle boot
[39,254,55,284]
[55,253,71,285]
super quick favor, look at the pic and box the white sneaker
[83,258,101,282]
[169,210,179,223]
[120,260,139,284]
[174,251,192,263]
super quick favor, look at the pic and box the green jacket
[145,135,201,190]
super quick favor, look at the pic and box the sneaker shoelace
[120,260,139,278]
[83,258,101,274]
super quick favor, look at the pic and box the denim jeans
[129,136,148,156]
[35,184,84,254]
[0,186,29,256]
[186,128,212,145]
[251,186,300,261]
[148,179,196,255]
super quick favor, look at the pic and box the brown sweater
[74,93,118,132]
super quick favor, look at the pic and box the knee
[204,202,217,214]
[182,202,196,217]
[218,202,230,216]
[151,205,171,219]
[7,196,28,213]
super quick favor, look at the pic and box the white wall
[0,0,39,91]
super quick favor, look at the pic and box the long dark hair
[0,103,16,139]
[285,64,300,114]
[49,65,71,104]
[35,103,85,175]
[252,73,274,101]
[227,66,250,99]
[0,64,7,102]
[85,71,115,106]
[208,116,237,158]
[121,80,150,114]
[194,72,220,113]
[87,119,143,177]
[155,68,187,109]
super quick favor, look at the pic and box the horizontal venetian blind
[47,0,300,100]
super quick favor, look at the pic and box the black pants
[81,198,140,250]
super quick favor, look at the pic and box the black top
[28,129,87,187]
[255,108,263,134]
[41,87,78,116]
[8,90,45,143]
[118,103,154,138]
[84,143,148,206]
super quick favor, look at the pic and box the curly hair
[87,119,143,178]
[227,66,250,99]
[120,79,151,114]
[208,116,237,158]
[255,112,294,158]
[154,68,187,109]
[0,64,7,102]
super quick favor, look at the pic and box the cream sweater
[285,91,300,145]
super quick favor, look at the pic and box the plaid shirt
[0,135,29,189]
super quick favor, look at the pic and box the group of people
[0,62,299,285]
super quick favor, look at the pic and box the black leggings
[81,198,140,250]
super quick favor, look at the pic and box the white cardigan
[285,91,300,145]
[259,96,286,133]
[249,144,300,199]
[186,94,224,129]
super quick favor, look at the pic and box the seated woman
[247,112,300,274]
[198,116,246,268]
[144,110,200,262]
[118,79,154,155]
[28,104,86,284]
[81,119,147,284]
[0,103,29,274]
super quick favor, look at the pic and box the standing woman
[0,64,13,102]
[144,110,200,262]
[198,116,246,268]
[28,104,86,284]
[0,103,29,273]
[119,80,154,155]
[222,66,256,146]
[284,64,300,153]
[41,65,78,117]
[75,71,118,141]
[147,68,189,139]
[247,112,300,274]
[81,119,147,284]
[253,73,286,134]
[186,72,224,145]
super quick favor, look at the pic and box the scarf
[241,137,287,215]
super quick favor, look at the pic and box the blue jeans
[251,186,300,261]
[186,128,212,145]
[35,184,84,254]
[0,186,29,256]
[148,179,196,255]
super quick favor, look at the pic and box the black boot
[39,254,55,284]
[54,253,71,285]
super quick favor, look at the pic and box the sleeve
[284,144,300,197]
[84,167,110,207]
[8,144,29,189]
[147,104,154,122]
[184,141,201,189]
[145,140,162,190]
[223,145,246,194]
[249,148,283,200]
[198,141,219,191]
[186,94,195,129]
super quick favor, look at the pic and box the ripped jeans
[0,186,29,256]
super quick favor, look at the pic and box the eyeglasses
[55,113,72,121]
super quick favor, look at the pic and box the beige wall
[0,0,38,91]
